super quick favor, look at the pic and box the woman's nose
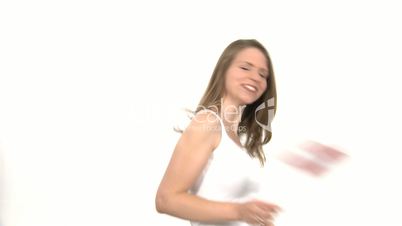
[250,70,262,81]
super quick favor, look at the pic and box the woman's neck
[220,97,244,128]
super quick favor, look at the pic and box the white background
[1,0,401,225]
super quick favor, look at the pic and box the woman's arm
[155,111,242,222]
[155,111,280,225]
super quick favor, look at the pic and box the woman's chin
[239,97,258,105]
[238,91,260,105]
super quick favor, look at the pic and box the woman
[156,39,281,226]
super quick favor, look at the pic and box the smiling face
[223,47,269,107]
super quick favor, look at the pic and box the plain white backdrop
[1,0,401,225]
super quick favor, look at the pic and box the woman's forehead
[234,48,268,70]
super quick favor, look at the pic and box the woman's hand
[277,140,348,177]
[237,200,281,226]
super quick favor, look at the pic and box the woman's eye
[259,73,266,78]
[240,66,249,71]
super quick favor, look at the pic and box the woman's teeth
[243,84,257,92]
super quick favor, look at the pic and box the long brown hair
[179,39,277,166]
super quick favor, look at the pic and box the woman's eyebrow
[240,61,268,72]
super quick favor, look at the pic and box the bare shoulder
[162,110,222,183]
[182,110,222,151]
[155,110,223,198]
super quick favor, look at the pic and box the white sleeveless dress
[189,110,264,226]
